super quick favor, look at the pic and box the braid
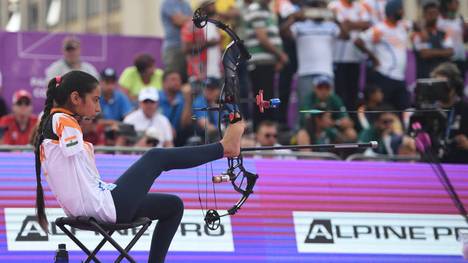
[33,78,57,233]
[33,70,98,233]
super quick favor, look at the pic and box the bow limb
[193,7,258,230]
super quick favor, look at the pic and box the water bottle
[54,243,69,263]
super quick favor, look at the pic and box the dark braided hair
[34,70,98,232]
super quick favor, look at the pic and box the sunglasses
[142,99,157,104]
[64,46,77,52]
[16,100,31,106]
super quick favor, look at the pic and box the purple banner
[0,31,163,113]
[1,153,468,262]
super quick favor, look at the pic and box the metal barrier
[243,150,341,160]
[346,153,421,162]
[0,144,342,160]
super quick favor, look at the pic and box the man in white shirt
[124,88,174,148]
[45,36,99,82]
[329,0,371,110]
[354,0,410,110]
[280,0,346,111]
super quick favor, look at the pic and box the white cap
[138,87,159,102]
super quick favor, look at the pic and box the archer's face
[73,87,101,119]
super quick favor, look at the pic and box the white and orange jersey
[437,15,466,61]
[360,20,410,80]
[361,0,387,25]
[328,0,370,62]
[40,108,116,223]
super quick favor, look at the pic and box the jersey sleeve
[53,114,84,157]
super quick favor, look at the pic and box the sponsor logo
[293,211,468,255]
[5,208,234,252]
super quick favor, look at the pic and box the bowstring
[205,22,219,213]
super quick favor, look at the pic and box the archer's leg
[133,193,184,263]
[111,121,245,223]
[111,143,223,223]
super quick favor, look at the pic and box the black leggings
[111,143,224,263]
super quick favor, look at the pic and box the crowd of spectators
[0,0,467,164]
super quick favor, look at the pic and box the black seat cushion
[55,216,151,231]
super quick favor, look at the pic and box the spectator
[412,2,454,79]
[0,90,38,145]
[362,0,387,25]
[45,36,98,81]
[430,63,468,164]
[359,108,414,156]
[0,71,8,117]
[99,68,133,122]
[297,111,343,150]
[254,120,293,159]
[158,71,193,146]
[161,0,192,80]
[354,0,411,110]
[215,0,241,48]
[276,0,300,124]
[181,0,222,84]
[119,54,164,102]
[244,0,287,128]
[123,88,174,148]
[81,117,105,146]
[438,0,468,81]
[281,0,347,113]
[300,75,356,136]
[192,77,221,143]
[329,0,371,111]
[357,84,384,130]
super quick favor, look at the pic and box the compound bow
[192,7,377,230]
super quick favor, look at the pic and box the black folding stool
[55,216,152,263]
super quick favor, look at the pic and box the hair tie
[55,76,61,87]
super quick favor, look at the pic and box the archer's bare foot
[221,120,245,158]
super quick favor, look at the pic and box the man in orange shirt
[0,90,38,145]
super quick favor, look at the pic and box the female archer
[34,70,245,263]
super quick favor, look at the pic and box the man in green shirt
[119,54,164,102]
[300,75,355,133]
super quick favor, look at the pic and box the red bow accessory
[55,76,62,87]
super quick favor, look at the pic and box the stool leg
[56,223,101,263]
[89,221,136,263]
[115,222,152,263]
[84,231,114,263]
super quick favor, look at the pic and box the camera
[414,78,450,108]
[104,123,137,141]
[410,78,451,155]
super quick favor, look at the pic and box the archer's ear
[69,91,81,106]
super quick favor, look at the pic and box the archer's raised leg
[111,143,224,223]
